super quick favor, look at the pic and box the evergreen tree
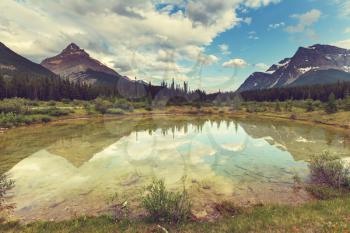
[274,101,281,112]
[232,94,243,111]
[306,99,314,112]
[325,92,337,114]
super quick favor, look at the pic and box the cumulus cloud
[334,39,350,49]
[244,0,281,8]
[285,9,321,33]
[0,0,282,89]
[268,22,285,30]
[222,59,248,68]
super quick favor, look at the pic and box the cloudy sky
[1,0,350,92]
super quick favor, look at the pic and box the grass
[2,97,350,130]
[1,197,350,232]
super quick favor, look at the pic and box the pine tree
[325,92,337,114]
[232,94,243,111]
[306,99,314,112]
[274,101,281,112]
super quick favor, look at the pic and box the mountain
[290,69,350,87]
[238,44,350,92]
[41,43,129,84]
[0,42,56,79]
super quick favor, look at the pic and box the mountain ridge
[238,44,350,92]
[0,42,56,79]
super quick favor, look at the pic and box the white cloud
[345,28,350,33]
[218,44,230,55]
[334,39,350,49]
[244,0,281,8]
[285,9,321,33]
[242,17,252,25]
[254,63,269,71]
[248,31,259,40]
[268,22,285,30]
[0,0,282,89]
[222,58,247,68]
[334,0,350,17]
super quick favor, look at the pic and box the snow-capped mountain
[237,44,350,92]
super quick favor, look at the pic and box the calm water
[1,116,350,221]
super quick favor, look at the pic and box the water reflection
[1,116,350,221]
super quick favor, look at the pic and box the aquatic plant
[141,179,191,223]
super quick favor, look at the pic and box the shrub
[48,108,70,117]
[47,101,56,106]
[41,116,52,123]
[94,98,112,114]
[142,179,191,223]
[274,101,281,112]
[0,98,28,114]
[106,108,124,115]
[325,93,337,114]
[0,173,14,221]
[0,112,34,127]
[308,152,350,189]
[306,99,314,112]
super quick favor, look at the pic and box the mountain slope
[290,69,350,87]
[0,42,56,79]
[238,44,350,92]
[41,43,128,84]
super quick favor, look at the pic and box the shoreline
[2,107,350,134]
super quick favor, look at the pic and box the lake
[1,116,350,221]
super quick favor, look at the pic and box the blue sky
[1,0,350,92]
[199,0,350,91]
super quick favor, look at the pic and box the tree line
[2,71,350,104]
[240,81,350,102]
[0,74,207,105]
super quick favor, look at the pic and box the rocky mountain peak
[40,43,123,83]
[60,43,89,57]
[237,44,350,92]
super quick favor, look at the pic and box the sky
[1,0,350,92]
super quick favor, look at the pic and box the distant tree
[325,92,337,114]
[231,94,243,111]
[0,76,5,99]
[274,101,281,112]
[345,96,350,111]
[306,99,314,112]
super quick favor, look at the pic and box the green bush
[48,108,70,117]
[142,179,191,223]
[0,173,14,215]
[0,112,35,127]
[106,108,124,115]
[309,152,350,188]
[94,98,112,114]
[325,93,337,114]
[305,99,314,112]
[47,101,56,106]
[0,98,28,114]
[41,116,52,123]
